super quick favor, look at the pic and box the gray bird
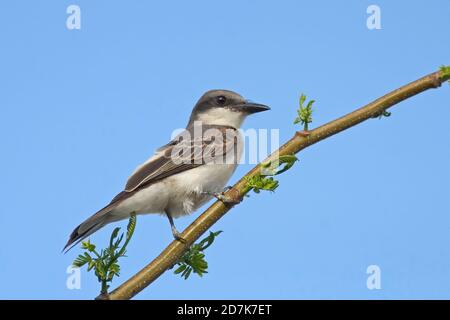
[64,90,270,252]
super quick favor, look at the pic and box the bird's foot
[203,186,242,206]
[171,226,186,244]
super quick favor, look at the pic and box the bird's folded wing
[124,126,239,192]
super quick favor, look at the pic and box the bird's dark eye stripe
[216,95,227,105]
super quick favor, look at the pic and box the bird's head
[188,90,270,128]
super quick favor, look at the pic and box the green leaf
[174,264,187,274]
[261,155,298,176]
[95,260,106,279]
[109,227,121,248]
[174,230,222,280]
[87,260,96,271]
[275,155,298,175]
[81,239,96,252]
[245,175,279,193]
[294,93,315,130]
[107,272,115,281]
[127,214,137,238]
[183,268,192,280]
[198,231,223,251]
[73,254,89,268]
[111,263,121,275]
[113,233,124,250]
[306,99,315,109]
[299,94,306,107]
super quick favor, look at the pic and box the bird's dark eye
[216,95,227,105]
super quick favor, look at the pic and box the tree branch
[98,68,449,300]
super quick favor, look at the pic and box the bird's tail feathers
[63,207,115,253]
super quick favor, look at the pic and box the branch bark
[98,68,449,300]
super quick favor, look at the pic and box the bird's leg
[165,211,186,243]
[202,186,242,206]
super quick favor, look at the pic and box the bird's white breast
[164,162,238,217]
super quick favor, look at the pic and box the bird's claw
[171,227,187,244]
[204,186,242,206]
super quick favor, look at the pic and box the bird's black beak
[235,101,271,114]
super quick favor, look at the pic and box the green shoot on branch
[294,93,315,131]
[246,154,298,193]
[72,214,137,294]
[245,175,279,193]
[174,231,222,279]
[440,65,450,84]
[261,154,298,176]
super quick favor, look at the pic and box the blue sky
[0,1,449,299]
